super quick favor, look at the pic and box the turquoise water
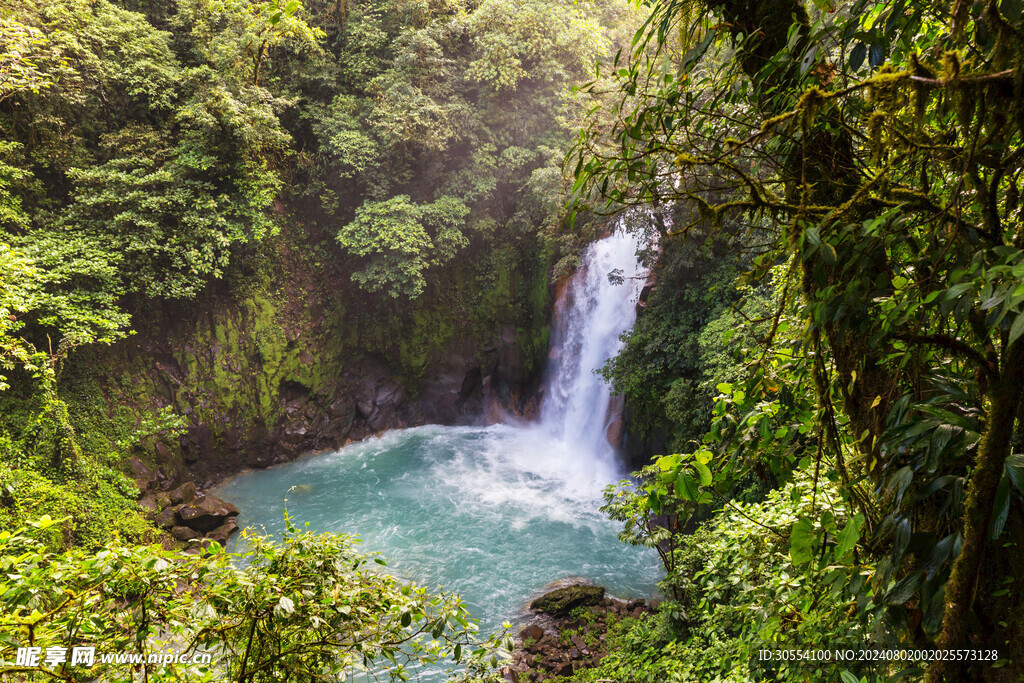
[215,423,662,640]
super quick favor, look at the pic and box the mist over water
[215,229,662,668]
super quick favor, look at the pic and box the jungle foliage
[0,0,640,679]
[575,0,1024,681]
[0,0,637,540]
[0,514,508,682]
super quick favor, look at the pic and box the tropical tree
[336,194,470,299]
[573,1,1024,680]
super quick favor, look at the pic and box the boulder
[207,519,239,545]
[519,624,544,642]
[530,584,605,617]
[177,493,239,532]
[168,482,196,505]
[154,506,180,530]
[171,526,201,542]
[129,458,154,490]
[153,442,173,462]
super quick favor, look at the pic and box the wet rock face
[137,336,546,487]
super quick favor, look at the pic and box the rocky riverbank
[503,582,657,682]
[131,462,241,548]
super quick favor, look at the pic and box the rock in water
[530,584,605,617]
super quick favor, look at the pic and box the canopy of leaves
[336,194,470,299]
[574,0,1024,679]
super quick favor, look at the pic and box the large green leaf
[835,514,864,559]
[1009,310,1024,347]
[693,461,712,487]
[789,517,815,565]
[1006,454,1024,494]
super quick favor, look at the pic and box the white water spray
[537,228,648,475]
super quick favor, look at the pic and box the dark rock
[169,482,196,505]
[570,634,586,651]
[458,367,482,404]
[530,584,605,617]
[554,661,573,677]
[282,421,309,442]
[171,526,201,542]
[207,519,239,545]
[129,458,154,489]
[605,395,625,448]
[155,468,171,487]
[155,492,172,510]
[138,494,159,513]
[519,624,544,642]
[569,647,580,660]
[278,379,310,402]
[155,506,179,529]
[178,493,239,532]
[181,423,211,464]
[605,413,625,449]
[153,442,172,462]
[637,272,657,315]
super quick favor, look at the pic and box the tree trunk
[928,340,1024,682]
[708,0,896,470]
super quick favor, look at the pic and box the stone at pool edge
[177,493,240,532]
[138,475,241,544]
[529,584,605,617]
[519,624,544,643]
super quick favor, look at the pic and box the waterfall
[216,227,664,663]
[537,228,647,472]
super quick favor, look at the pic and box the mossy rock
[530,584,605,617]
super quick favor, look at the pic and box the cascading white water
[539,228,648,473]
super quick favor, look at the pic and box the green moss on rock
[530,584,606,617]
